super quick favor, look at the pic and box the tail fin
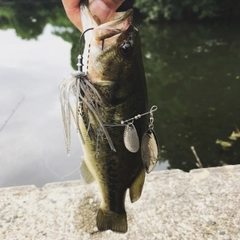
[96,208,128,233]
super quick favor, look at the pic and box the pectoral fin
[80,160,95,184]
[129,168,145,203]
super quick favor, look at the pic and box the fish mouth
[93,9,133,41]
[80,4,133,40]
[106,9,133,27]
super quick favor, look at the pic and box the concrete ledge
[1,165,240,239]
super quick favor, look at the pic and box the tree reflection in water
[1,0,239,172]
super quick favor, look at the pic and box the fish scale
[59,3,159,233]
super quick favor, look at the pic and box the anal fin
[129,167,145,203]
[96,208,127,233]
[80,160,95,184]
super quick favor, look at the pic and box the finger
[62,0,83,31]
[89,0,125,24]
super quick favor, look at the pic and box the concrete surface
[0,165,240,240]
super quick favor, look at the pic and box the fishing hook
[77,27,94,72]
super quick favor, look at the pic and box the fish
[59,2,158,233]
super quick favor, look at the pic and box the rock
[0,165,240,239]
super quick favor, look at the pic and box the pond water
[0,1,239,187]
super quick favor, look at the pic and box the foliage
[134,0,240,21]
[0,1,68,39]
[1,0,239,171]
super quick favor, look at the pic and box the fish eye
[119,42,134,58]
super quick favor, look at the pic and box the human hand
[62,0,125,32]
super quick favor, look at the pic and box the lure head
[80,5,144,105]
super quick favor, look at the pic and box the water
[138,22,240,171]
[0,1,239,187]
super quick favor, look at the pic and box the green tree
[134,0,240,21]
[138,20,240,170]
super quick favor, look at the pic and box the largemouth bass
[60,2,158,233]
